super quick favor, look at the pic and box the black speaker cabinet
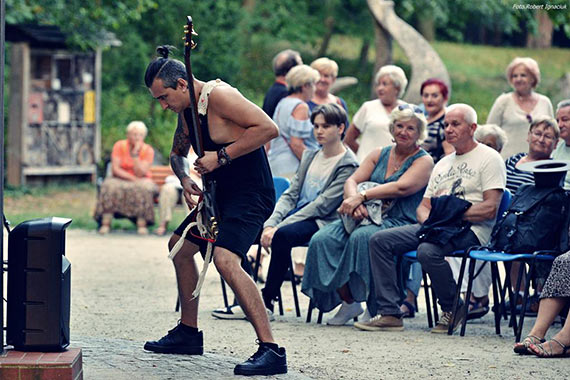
[7,217,72,352]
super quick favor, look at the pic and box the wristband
[217,147,232,166]
[359,190,368,202]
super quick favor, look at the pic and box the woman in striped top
[504,116,559,195]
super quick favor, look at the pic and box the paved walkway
[62,230,567,380]
[75,336,309,379]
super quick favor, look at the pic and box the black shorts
[174,189,275,260]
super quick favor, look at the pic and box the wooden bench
[149,165,175,189]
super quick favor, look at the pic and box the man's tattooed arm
[170,115,192,181]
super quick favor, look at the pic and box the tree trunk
[372,20,392,99]
[417,15,435,42]
[318,16,335,57]
[242,0,255,11]
[526,10,553,49]
[359,38,370,72]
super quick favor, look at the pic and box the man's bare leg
[143,234,204,354]
[213,247,274,343]
[169,234,201,327]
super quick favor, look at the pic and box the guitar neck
[184,16,205,158]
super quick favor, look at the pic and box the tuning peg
[184,25,189,30]
[184,42,189,46]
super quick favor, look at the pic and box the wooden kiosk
[5,24,103,186]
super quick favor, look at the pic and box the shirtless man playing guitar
[142,24,287,375]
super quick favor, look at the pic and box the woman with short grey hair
[487,57,553,158]
[268,64,320,178]
[475,124,508,153]
[344,65,408,162]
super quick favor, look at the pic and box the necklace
[391,146,418,171]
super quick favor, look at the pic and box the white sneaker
[358,308,371,322]
[211,304,246,320]
[326,302,364,326]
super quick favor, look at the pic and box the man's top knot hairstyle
[156,45,174,59]
[144,45,187,89]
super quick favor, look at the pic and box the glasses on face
[530,130,556,142]
[398,104,424,114]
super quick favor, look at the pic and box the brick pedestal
[0,347,82,380]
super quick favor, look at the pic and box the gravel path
[65,230,568,379]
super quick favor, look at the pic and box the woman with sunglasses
[302,103,434,325]
[344,65,407,162]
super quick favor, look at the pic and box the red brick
[40,366,73,379]
[0,367,20,379]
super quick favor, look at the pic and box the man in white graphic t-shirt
[355,103,506,334]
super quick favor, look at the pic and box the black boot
[234,342,287,376]
[144,323,203,355]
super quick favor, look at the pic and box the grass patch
[325,37,570,122]
[4,184,188,234]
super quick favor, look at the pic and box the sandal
[513,334,545,355]
[530,338,570,358]
[467,299,490,320]
[400,300,416,318]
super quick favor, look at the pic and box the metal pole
[1,0,6,354]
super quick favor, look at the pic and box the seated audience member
[344,65,407,162]
[155,150,200,236]
[95,121,157,235]
[262,49,303,118]
[258,104,358,314]
[302,103,433,325]
[505,116,559,195]
[503,116,560,314]
[444,123,509,320]
[474,124,508,153]
[420,78,453,162]
[268,64,320,178]
[486,57,554,159]
[551,99,570,190]
[355,104,506,333]
[513,251,570,357]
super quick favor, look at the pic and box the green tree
[5,0,157,50]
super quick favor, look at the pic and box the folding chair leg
[490,263,502,335]
[317,310,323,324]
[516,259,535,342]
[450,250,469,335]
[253,243,262,283]
[426,271,439,323]
[501,262,514,321]
[277,290,284,315]
[306,299,314,323]
[423,271,434,328]
[460,258,477,337]
[220,276,230,309]
[289,256,301,317]
[509,263,526,332]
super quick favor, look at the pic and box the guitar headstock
[183,15,198,50]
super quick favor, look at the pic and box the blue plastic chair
[450,188,562,340]
[455,249,555,341]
